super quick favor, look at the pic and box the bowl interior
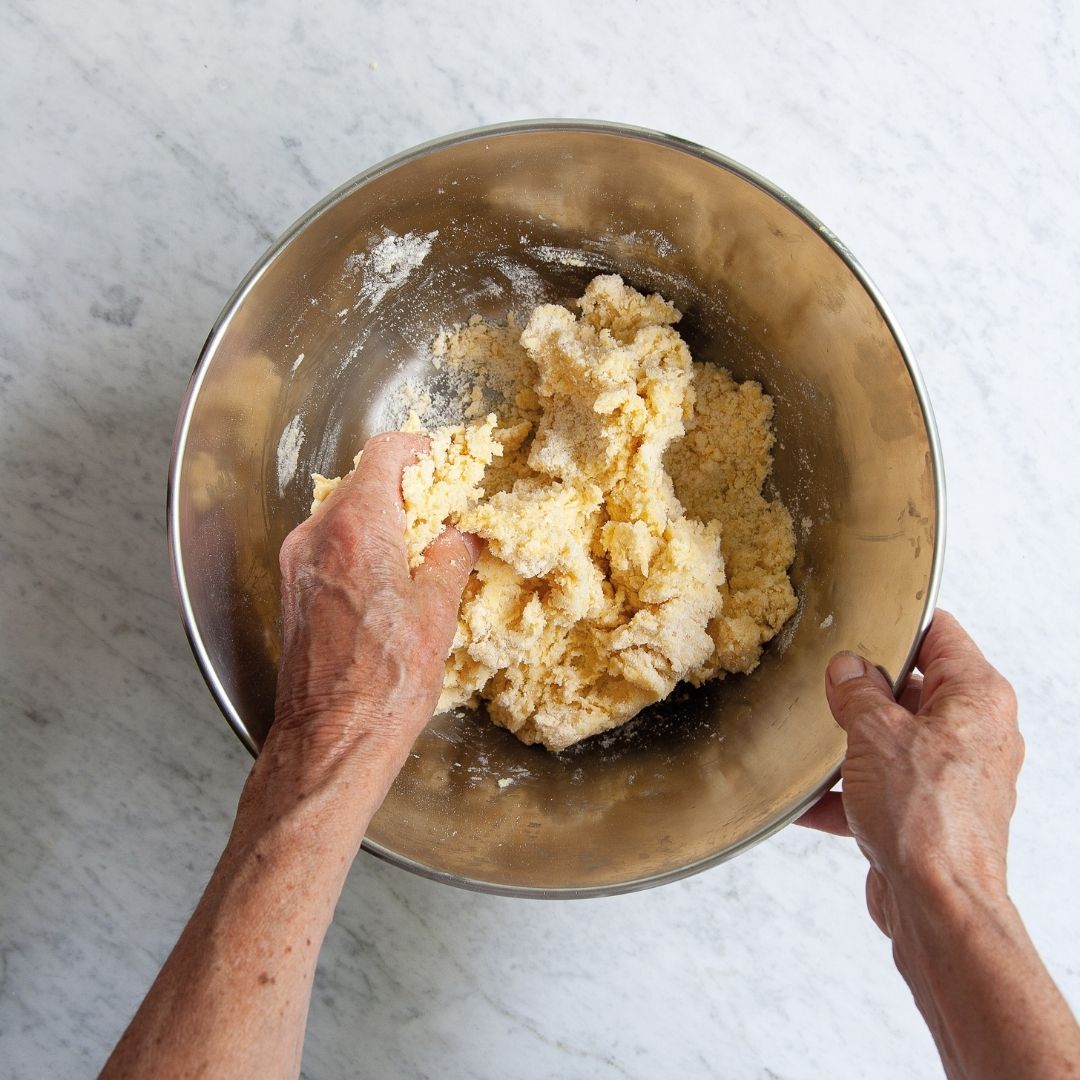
[171,124,940,895]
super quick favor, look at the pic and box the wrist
[222,799,351,877]
[239,677,431,844]
[893,849,1010,926]
[231,732,403,865]
[273,667,440,772]
[880,868,1077,1080]
[888,869,1019,979]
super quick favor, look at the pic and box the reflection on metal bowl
[168,120,944,897]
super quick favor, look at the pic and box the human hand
[247,432,480,828]
[798,610,1024,938]
[101,433,482,1080]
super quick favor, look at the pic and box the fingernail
[828,652,867,685]
[459,531,484,561]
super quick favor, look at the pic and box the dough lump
[312,276,797,751]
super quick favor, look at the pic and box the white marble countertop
[2,2,1078,1077]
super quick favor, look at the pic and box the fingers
[314,433,430,579]
[898,673,923,714]
[915,609,1006,714]
[412,527,483,615]
[333,432,430,519]
[916,609,988,673]
[825,652,902,733]
[795,790,852,836]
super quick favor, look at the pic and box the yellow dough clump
[312,275,797,751]
[398,415,500,568]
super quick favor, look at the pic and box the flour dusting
[276,415,304,495]
[489,256,546,309]
[527,244,599,269]
[346,229,438,314]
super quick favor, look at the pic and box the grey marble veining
[2,1,1078,1077]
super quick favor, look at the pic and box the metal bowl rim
[167,117,946,898]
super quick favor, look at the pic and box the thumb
[825,652,902,733]
[412,527,483,616]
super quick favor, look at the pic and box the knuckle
[926,654,1017,717]
[924,656,964,686]
[364,431,399,452]
[364,430,426,460]
[278,528,307,572]
[1006,726,1026,768]
[320,512,359,551]
[990,671,1018,713]
[842,686,905,730]
[1013,730,1026,769]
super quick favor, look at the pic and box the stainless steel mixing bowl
[169,120,943,897]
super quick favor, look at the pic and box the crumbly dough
[312,276,797,751]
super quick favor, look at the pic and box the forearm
[99,737,406,1080]
[891,880,1080,1080]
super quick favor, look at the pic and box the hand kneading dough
[312,275,797,751]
